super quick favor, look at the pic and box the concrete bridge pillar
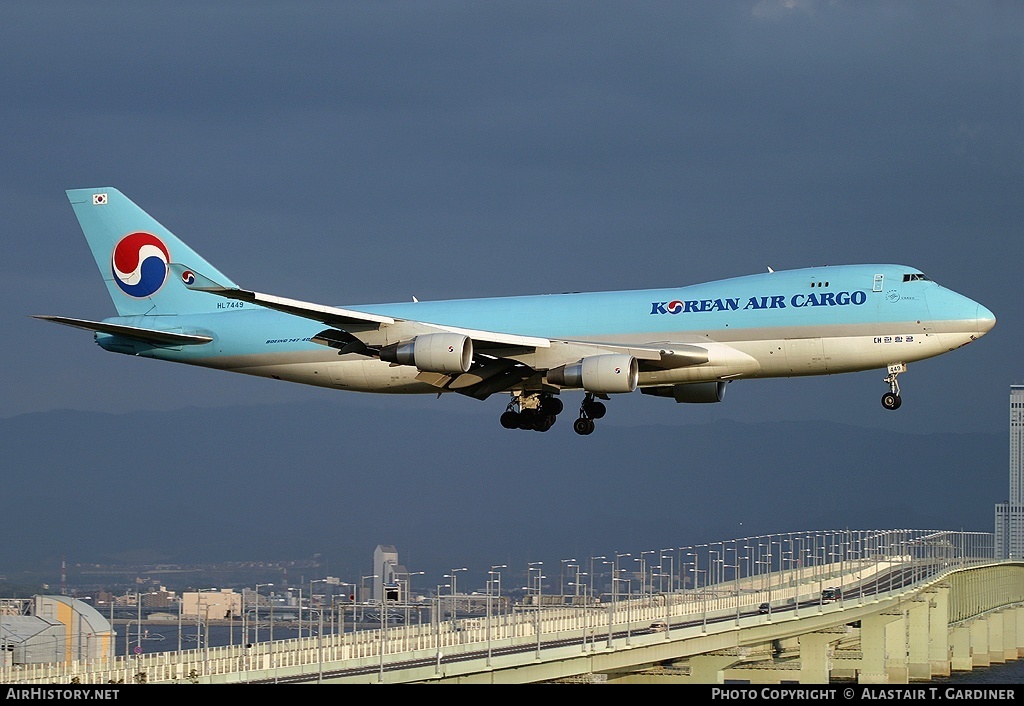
[1016,606,1024,658]
[684,654,742,683]
[950,625,973,672]
[884,611,909,683]
[798,632,833,684]
[858,611,904,684]
[927,586,951,678]
[971,616,991,668]
[998,607,1018,662]
[987,609,1007,665]
[906,599,932,681]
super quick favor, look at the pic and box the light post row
[102,529,987,672]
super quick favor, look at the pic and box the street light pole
[309,578,328,643]
[602,561,614,647]
[589,555,605,601]
[177,595,182,654]
[337,582,354,637]
[136,593,142,655]
[360,574,378,624]
[613,575,632,646]
[661,548,675,593]
[487,565,505,667]
[395,570,424,652]
[640,550,655,597]
[196,587,217,666]
[434,583,449,675]
[447,568,467,633]
[560,558,576,599]
[689,566,707,632]
[309,609,324,684]
[254,583,273,645]
[527,563,544,660]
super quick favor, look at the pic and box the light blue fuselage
[96,263,993,395]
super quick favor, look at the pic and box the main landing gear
[499,391,610,435]
[500,392,564,432]
[881,363,906,411]
[571,393,606,436]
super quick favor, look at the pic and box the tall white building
[372,544,409,603]
[995,385,1024,559]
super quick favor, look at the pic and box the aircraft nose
[976,302,996,336]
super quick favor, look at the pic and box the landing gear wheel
[500,410,520,429]
[518,411,539,430]
[540,397,564,416]
[881,363,906,411]
[535,415,555,432]
[573,418,596,435]
[881,392,902,410]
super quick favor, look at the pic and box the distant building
[0,596,112,665]
[141,588,177,609]
[372,545,409,603]
[180,589,241,620]
[995,385,1024,559]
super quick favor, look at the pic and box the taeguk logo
[111,232,170,298]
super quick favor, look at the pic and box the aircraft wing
[172,265,711,397]
[172,264,551,351]
[31,315,213,346]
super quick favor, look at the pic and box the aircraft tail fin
[65,188,239,317]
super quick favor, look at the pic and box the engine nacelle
[640,381,728,403]
[547,354,638,394]
[379,333,473,374]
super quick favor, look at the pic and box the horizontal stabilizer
[32,315,213,346]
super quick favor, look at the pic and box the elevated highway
[7,529,1023,684]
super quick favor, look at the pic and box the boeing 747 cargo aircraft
[35,188,995,435]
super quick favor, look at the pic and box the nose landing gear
[881,363,906,410]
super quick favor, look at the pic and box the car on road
[758,602,771,614]
[648,620,668,632]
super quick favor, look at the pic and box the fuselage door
[872,274,884,292]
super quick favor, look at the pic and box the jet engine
[547,354,638,393]
[379,333,473,374]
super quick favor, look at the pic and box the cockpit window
[902,273,929,282]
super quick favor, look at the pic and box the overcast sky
[3,1,1021,437]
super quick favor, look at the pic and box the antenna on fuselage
[767,266,775,273]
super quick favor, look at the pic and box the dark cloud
[2,1,1020,436]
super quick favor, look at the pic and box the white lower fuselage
[93,263,994,398]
